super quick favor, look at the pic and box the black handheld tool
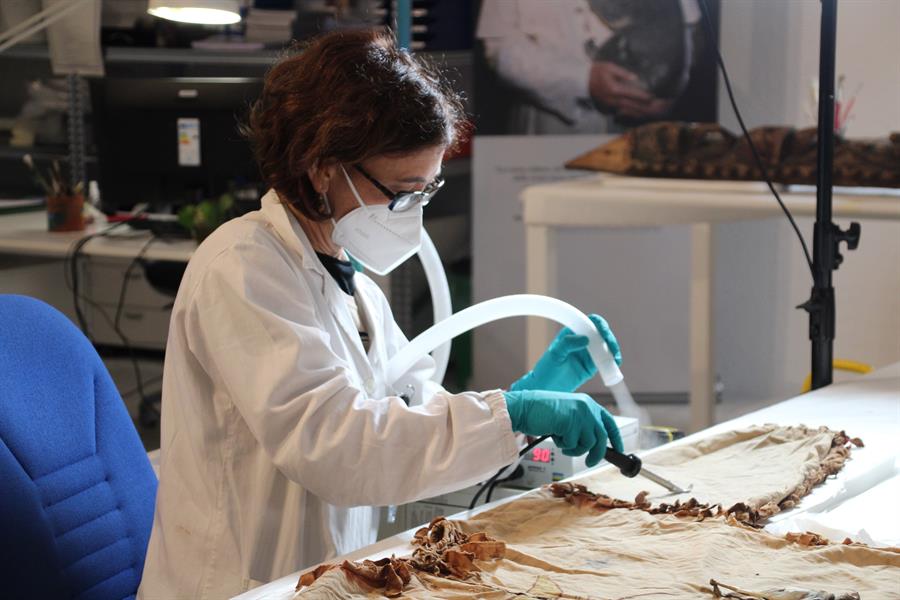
[603,447,690,494]
[603,447,642,478]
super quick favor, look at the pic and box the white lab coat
[137,191,519,599]
[476,0,701,135]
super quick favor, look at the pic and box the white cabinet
[81,256,174,350]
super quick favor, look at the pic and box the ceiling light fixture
[147,0,242,26]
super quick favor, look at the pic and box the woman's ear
[308,161,339,195]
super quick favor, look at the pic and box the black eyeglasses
[354,165,444,212]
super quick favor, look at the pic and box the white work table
[521,175,900,432]
[0,210,196,263]
[234,361,900,600]
[0,210,197,349]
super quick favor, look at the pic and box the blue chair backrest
[0,295,157,600]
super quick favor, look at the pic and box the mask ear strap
[340,165,369,212]
[320,192,339,227]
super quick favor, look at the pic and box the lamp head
[147,0,242,25]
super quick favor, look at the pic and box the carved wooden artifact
[566,121,900,188]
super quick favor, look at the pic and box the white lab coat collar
[260,189,383,381]
[260,189,323,276]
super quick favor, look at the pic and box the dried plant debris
[649,497,723,521]
[296,563,338,589]
[295,559,411,598]
[784,531,831,548]
[550,482,726,521]
[295,517,505,597]
[410,517,506,578]
[775,429,863,515]
[783,531,865,548]
[298,428,867,596]
[718,429,862,526]
[709,578,860,600]
[724,502,774,527]
[549,482,651,510]
[554,428,863,527]
[341,557,412,597]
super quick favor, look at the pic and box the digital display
[531,448,552,463]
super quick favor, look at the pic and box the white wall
[714,0,900,400]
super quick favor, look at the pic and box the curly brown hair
[242,27,465,221]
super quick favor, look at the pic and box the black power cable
[485,463,524,504]
[64,222,130,340]
[698,0,815,277]
[469,435,549,510]
[113,236,157,407]
[65,220,161,418]
[119,374,163,400]
[484,478,502,505]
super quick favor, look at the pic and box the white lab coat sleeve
[183,243,519,508]
[477,0,592,123]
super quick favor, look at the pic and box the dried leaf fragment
[441,549,477,578]
[651,497,723,521]
[459,540,506,560]
[785,531,830,547]
[340,556,411,598]
[634,490,651,509]
[296,563,339,590]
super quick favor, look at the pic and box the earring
[318,192,332,216]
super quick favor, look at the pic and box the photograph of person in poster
[474,0,720,135]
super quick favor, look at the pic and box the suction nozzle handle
[604,447,642,478]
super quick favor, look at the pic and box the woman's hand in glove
[510,314,621,393]
[503,390,623,467]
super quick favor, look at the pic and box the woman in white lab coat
[139,28,622,599]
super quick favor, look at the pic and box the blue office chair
[0,295,157,599]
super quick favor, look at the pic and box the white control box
[507,415,640,489]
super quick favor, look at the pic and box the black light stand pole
[801,0,861,391]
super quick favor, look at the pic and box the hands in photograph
[588,61,673,119]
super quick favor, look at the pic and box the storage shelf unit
[3,44,470,69]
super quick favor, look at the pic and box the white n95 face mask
[329,165,423,276]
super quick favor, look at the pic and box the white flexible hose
[385,294,643,421]
[418,230,452,383]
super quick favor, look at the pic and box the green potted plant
[177,192,235,242]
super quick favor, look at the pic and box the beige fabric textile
[297,500,899,599]
[578,425,854,520]
[295,426,898,599]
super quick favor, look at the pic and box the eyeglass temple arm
[353,165,396,201]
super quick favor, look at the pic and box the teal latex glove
[504,390,624,467]
[510,314,622,393]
